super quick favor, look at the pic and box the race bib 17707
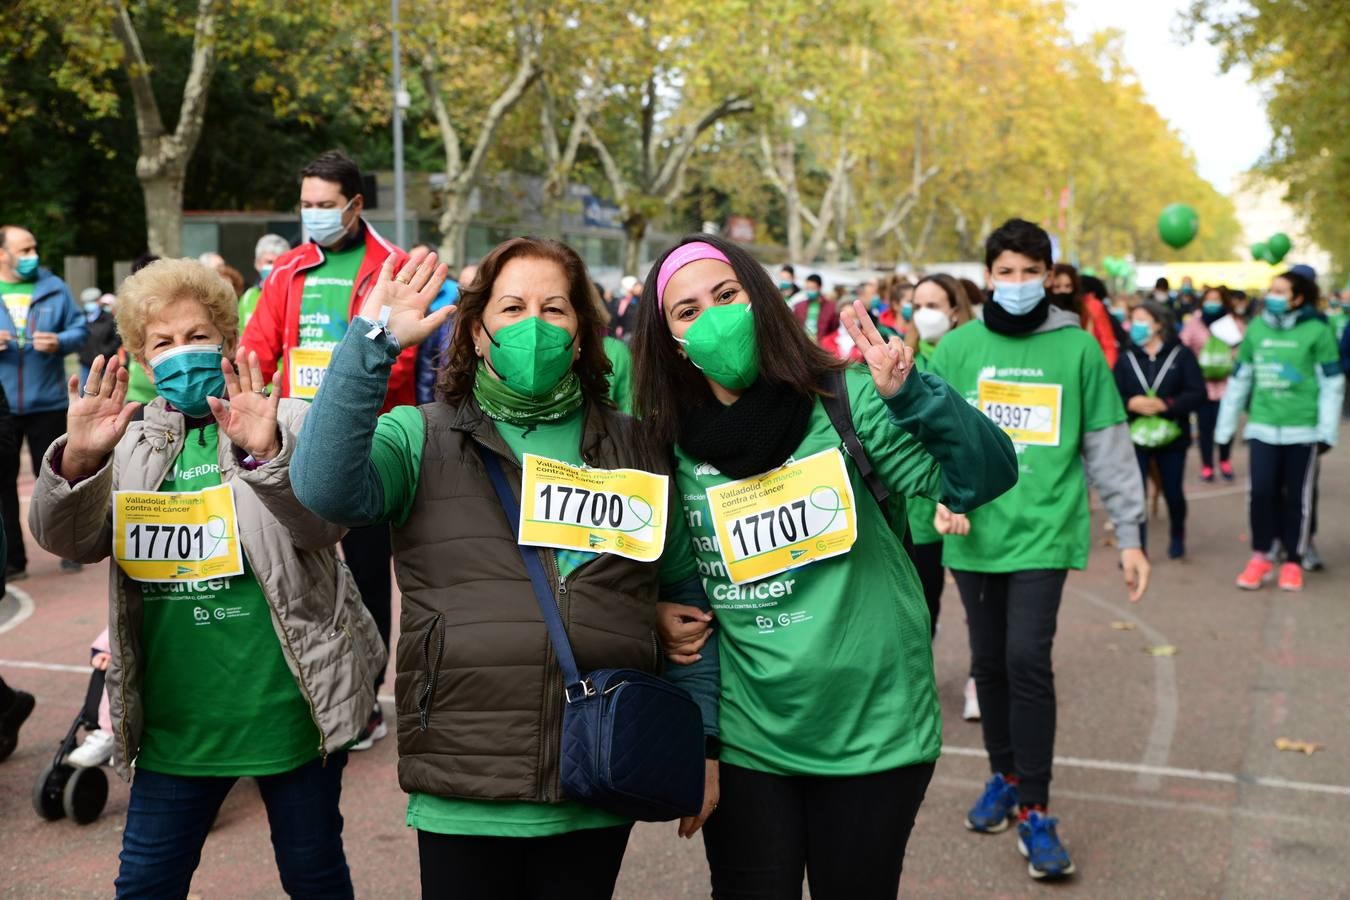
[113,484,245,582]
[518,454,668,563]
[287,346,333,400]
[977,378,1063,447]
[705,448,858,586]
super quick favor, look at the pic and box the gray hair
[254,233,291,262]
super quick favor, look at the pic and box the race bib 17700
[977,378,1063,447]
[113,484,245,582]
[287,346,333,400]
[706,448,858,586]
[518,455,668,563]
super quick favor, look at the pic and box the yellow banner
[706,448,857,586]
[1163,261,1279,292]
[977,379,1063,446]
[113,484,244,582]
[287,346,333,400]
[518,454,668,563]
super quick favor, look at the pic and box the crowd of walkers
[0,147,1345,899]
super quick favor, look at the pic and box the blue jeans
[115,752,352,899]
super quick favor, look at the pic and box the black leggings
[1248,440,1318,564]
[416,825,633,900]
[1,408,68,570]
[340,523,392,688]
[908,540,944,637]
[1135,442,1188,551]
[1195,399,1232,467]
[702,761,934,900]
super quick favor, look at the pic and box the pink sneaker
[1201,466,1214,482]
[1277,563,1303,592]
[1236,555,1274,590]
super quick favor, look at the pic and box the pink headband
[656,241,732,309]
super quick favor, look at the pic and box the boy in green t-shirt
[931,219,1150,881]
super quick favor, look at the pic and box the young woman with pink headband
[635,234,1018,897]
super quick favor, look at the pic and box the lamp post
[391,0,409,247]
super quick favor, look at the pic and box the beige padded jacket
[28,398,387,780]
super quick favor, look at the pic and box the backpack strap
[820,369,889,518]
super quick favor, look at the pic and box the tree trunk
[141,167,185,258]
[436,184,472,269]
[622,214,647,276]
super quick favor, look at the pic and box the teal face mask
[1110,307,1127,322]
[483,317,576,398]
[675,303,759,390]
[149,345,226,417]
[805,290,820,300]
[15,255,39,280]
[1130,321,1152,344]
[900,301,913,322]
[1202,301,1223,315]
[259,265,273,283]
[1262,295,1289,317]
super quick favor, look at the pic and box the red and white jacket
[241,221,413,412]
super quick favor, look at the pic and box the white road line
[0,586,35,635]
[941,746,1350,797]
[1069,586,1178,792]
[0,658,90,674]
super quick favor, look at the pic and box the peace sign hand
[839,299,914,399]
[207,350,282,461]
[358,248,455,349]
[61,354,141,480]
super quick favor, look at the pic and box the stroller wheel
[33,761,70,821]
[63,765,109,824]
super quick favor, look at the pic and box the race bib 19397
[705,448,858,585]
[113,484,245,582]
[977,378,1063,446]
[518,454,668,563]
[287,346,333,400]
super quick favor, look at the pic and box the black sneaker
[0,689,36,762]
[351,703,387,751]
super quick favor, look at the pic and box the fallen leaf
[1144,645,1178,657]
[1274,738,1323,755]
[1111,621,1137,631]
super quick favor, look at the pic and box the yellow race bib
[287,346,333,400]
[518,454,668,563]
[977,379,1063,446]
[706,448,857,586]
[113,484,245,582]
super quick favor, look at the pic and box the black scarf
[984,296,1051,336]
[677,378,813,479]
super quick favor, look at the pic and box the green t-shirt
[603,337,634,414]
[1329,309,1348,342]
[135,424,321,777]
[370,405,696,837]
[238,286,262,333]
[672,367,941,777]
[1,280,35,344]
[1237,315,1342,429]
[805,299,821,339]
[930,321,1125,572]
[298,245,365,350]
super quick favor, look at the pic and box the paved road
[2,429,1348,898]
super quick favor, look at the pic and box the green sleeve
[659,499,700,586]
[1080,336,1128,433]
[849,367,1019,514]
[1236,330,1254,364]
[373,406,426,527]
[1314,323,1341,368]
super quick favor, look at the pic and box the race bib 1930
[977,378,1063,446]
[287,346,333,400]
[705,448,858,585]
[113,484,245,582]
[518,454,668,563]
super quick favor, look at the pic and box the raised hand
[62,355,141,480]
[357,248,455,348]
[839,299,915,399]
[206,350,282,461]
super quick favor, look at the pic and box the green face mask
[675,303,759,390]
[483,317,576,398]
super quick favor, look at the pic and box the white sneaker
[962,678,981,722]
[66,728,115,768]
[350,703,387,751]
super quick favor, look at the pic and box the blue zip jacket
[0,268,88,415]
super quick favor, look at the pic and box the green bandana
[473,361,584,425]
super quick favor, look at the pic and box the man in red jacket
[242,149,406,750]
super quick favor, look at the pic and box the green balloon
[1267,232,1291,262]
[1158,203,1199,249]
[1251,241,1271,263]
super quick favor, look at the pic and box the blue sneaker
[1017,810,1076,880]
[965,774,1018,833]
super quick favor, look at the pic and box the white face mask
[912,306,953,341]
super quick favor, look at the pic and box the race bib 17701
[518,454,668,563]
[705,448,858,585]
[113,484,245,582]
[287,346,333,400]
[977,378,1063,446]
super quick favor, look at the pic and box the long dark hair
[437,237,613,407]
[632,233,844,448]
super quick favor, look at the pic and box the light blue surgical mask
[1262,295,1289,317]
[83,301,101,318]
[301,198,354,247]
[991,278,1047,315]
[805,290,820,301]
[900,302,913,322]
[258,265,273,283]
[1130,321,1152,345]
[1110,307,1127,322]
[149,344,226,418]
[1202,301,1223,315]
[15,255,39,280]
